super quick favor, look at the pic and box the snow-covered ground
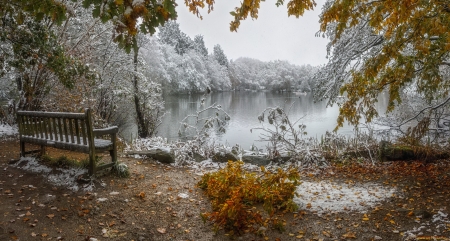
[12,157,95,192]
[0,124,17,137]
[293,180,398,215]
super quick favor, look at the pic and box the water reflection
[156,92,380,149]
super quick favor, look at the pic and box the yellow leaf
[362,213,369,221]
[342,231,357,239]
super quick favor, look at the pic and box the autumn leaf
[342,231,357,239]
[46,214,55,219]
[362,213,369,221]
[157,228,166,234]
[138,192,145,199]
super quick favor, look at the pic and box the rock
[40,194,56,204]
[212,152,238,163]
[414,210,432,219]
[241,155,270,166]
[271,155,292,163]
[379,141,414,161]
[126,149,175,164]
[189,152,205,162]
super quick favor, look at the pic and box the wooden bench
[17,108,118,176]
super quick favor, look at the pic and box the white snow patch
[97,198,108,202]
[14,157,52,174]
[13,157,92,192]
[0,124,18,137]
[178,193,189,199]
[47,167,87,192]
[188,159,260,173]
[293,180,397,214]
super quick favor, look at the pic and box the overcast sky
[175,0,328,67]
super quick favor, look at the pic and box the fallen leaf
[46,214,55,219]
[363,213,369,221]
[138,192,145,199]
[342,232,356,239]
[157,228,166,234]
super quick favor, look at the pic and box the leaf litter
[2,139,450,240]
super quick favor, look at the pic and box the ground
[1,137,450,241]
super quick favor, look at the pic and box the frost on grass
[0,124,18,137]
[293,180,398,215]
[13,157,92,192]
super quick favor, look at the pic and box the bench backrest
[17,108,95,147]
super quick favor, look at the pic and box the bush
[111,162,130,178]
[198,161,300,235]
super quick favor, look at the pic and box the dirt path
[1,138,450,241]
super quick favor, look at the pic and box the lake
[151,91,390,149]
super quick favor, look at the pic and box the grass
[40,154,89,168]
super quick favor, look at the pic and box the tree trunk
[132,37,148,138]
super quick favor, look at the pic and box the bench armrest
[93,126,118,136]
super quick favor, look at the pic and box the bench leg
[40,145,46,157]
[110,149,117,164]
[88,150,96,176]
[20,141,25,157]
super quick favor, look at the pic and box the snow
[13,157,93,192]
[132,0,145,6]
[178,193,189,199]
[124,6,133,16]
[0,124,18,137]
[293,180,398,215]
[404,209,450,240]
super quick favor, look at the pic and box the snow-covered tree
[158,21,194,55]
[193,35,208,57]
[213,44,229,67]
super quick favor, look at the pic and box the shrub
[198,161,300,235]
[111,162,130,178]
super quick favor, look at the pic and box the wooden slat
[48,117,53,141]
[42,117,48,140]
[52,117,58,141]
[58,118,63,142]
[17,111,85,119]
[81,120,87,145]
[39,117,44,138]
[23,116,29,136]
[69,119,75,143]
[75,119,81,144]
[27,117,35,136]
[33,116,39,138]
[63,118,69,143]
